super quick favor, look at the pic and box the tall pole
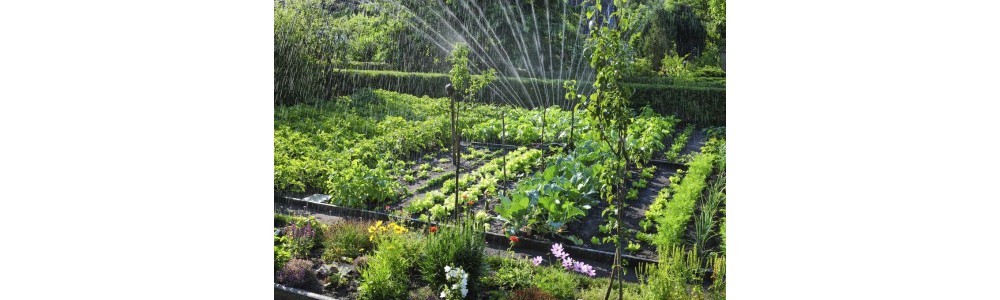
[541,105,547,149]
[501,109,507,197]
[569,95,576,150]
[447,83,461,222]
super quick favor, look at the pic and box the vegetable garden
[275,0,726,299]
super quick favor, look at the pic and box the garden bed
[274,196,659,274]
[273,208,658,300]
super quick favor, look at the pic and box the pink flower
[531,256,543,266]
[551,243,569,260]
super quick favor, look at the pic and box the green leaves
[448,43,496,102]
[495,193,536,236]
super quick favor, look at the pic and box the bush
[274,236,292,272]
[533,267,579,300]
[276,259,316,288]
[358,235,412,300]
[420,220,486,296]
[273,0,327,105]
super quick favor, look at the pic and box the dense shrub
[419,220,486,296]
[274,0,327,105]
[635,6,673,71]
[327,69,725,126]
[669,4,707,59]
[358,235,413,300]
[274,236,292,272]
[276,259,316,288]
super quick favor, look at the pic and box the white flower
[440,291,447,298]
[445,266,451,273]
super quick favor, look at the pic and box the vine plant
[563,1,640,299]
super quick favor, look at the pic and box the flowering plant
[439,265,469,299]
[276,258,315,288]
[532,243,596,277]
[368,220,408,242]
[285,221,315,258]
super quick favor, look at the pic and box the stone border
[274,283,338,300]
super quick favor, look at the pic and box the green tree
[563,1,639,299]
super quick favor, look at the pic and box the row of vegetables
[275,88,728,263]
[275,89,687,211]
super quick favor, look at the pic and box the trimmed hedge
[326,69,725,126]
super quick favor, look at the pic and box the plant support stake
[500,108,507,198]
[447,83,461,222]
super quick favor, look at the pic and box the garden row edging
[275,283,338,300]
[274,194,660,268]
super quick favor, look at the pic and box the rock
[314,264,331,279]
[337,263,355,277]
[303,194,331,203]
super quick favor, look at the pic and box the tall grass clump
[642,246,704,300]
[322,220,373,261]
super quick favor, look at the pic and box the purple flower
[547,243,596,277]
[276,259,315,287]
[551,243,569,260]
[561,258,574,269]
[572,261,596,277]
[531,256,543,266]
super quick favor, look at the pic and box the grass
[322,220,373,261]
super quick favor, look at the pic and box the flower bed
[273,212,724,299]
